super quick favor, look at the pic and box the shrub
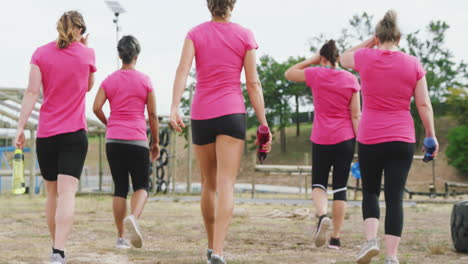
[446,125,468,175]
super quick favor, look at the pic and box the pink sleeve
[353,48,367,72]
[351,75,361,93]
[100,78,108,93]
[304,67,316,88]
[245,29,258,51]
[89,49,97,73]
[415,58,426,81]
[146,76,154,93]
[30,48,40,67]
[186,28,196,42]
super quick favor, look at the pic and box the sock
[52,248,65,258]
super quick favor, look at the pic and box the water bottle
[257,125,270,164]
[423,137,436,163]
[12,148,26,194]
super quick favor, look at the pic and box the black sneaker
[314,215,331,247]
[328,237,341,250]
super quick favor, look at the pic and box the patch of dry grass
[0,195,467,264]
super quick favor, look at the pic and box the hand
[150,141,160,162]
[169,108,186,133]
[14,129,25,149]
[80,33,89,46]
[424,137,439,158]
[255,131,272,153]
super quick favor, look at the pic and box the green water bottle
[12,148,26,194]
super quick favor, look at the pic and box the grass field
[0,195,467,264]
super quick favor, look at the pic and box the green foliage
[445,87,468,125]
[446,125,468,175]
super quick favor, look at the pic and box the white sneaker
[116,237,131,249]
[211,254,226,264]
[124,215,143,248]
[50,253,66,264]
[356,238,380,264]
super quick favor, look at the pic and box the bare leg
[212,135,243,256]
[130,189,148,219]
[54,175,78,251]
[364,218,379,241]
[385,235,400,257]
[113,197,127,237]
[45,180,58,245]
[194,143,217,250]
[331,200,346,238]
[312,188,328,217]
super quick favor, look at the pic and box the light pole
[105,0,126,69]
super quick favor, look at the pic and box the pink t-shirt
[305,67,360,145]
[186,21,258,120]
[31,41,96,138]
[354,48,426,144]
[101,70,153,141]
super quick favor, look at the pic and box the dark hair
[375,10,401,43]
[207,0,236,18]
[118,35,141,64]
[56,11,86,49]
[319,40,340,67]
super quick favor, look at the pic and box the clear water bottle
[423,137,436,163]
[12,148,26,194]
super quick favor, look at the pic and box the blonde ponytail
[375,9,401,44]
[56,11,86,49]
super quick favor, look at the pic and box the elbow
[92,105,101,115]
[246,79,261,91]
[416,102,433,111]
[284,70,292,81]
[352,112,361,121]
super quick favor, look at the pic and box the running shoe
[314,215,331,247]
[356,238,380,264]
[116,237,131,249]
[124,215,143,248]
[328,237,341,250]
[206,249,213,264]
[211,254,227,264]
[50,253,66,264]
[384,256,399,264]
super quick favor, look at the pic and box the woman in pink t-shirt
[93,35,160,250]
[341,10,438,264]
[14,11,96,264]
[170,1,271,263]
[285,40,361,251]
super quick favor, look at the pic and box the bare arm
[244,49,268,126]
[169,38,194,132]
[147,91,160,161]
[284,54,321,82]
[350,92,361,136]
[92,87,108,125]
[414,76,438,156]
[88,72,95,92]
[14,64,42,148]
[341,37,376,69]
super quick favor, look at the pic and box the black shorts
[191,113,246,145]
[312,138,355,201]
[106,143,150,199]
[36,129,88,181]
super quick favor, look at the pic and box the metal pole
[251,153,256,199]
[304,153,309,199]
[98,134,103,192]
[29,129,36,198]
[114,13,120,69]
[169,130,177,193]
[432,159,436,193]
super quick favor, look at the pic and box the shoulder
[188,22,210,34]
[232,23,255,36]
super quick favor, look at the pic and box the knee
[333,188,347,201]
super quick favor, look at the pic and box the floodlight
[105,1,126,15]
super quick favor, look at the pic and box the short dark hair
[319,40,339,67]
[118,35,141,64]
[207,0,236,18]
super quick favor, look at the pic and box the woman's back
[354,48,425,144]
[32,41,96,138]
[187,21,257,120]
[101,70,152,141]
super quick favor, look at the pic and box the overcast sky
[1,0,467,118]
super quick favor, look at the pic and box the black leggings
[312,138,355,201]
[359,141,415,237]
[106,143,150,199]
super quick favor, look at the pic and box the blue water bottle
[423,137,436,162]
